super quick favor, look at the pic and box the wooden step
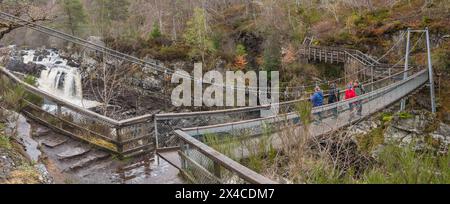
[57,147,91,160]
[41,136,68,148]
[65,151,110,172]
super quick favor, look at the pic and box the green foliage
[60,0,87,36]
[356,127,385,153]
[354,9,390,28]
[23,75,44,106]
[361,144,450,184]
[422,16,432,25]
[262,50,281,72]
[399,112,414,119]
[243,125,276,172]
[303,161,354,184]
[94,0,129,21]
[156,45,189,61]
[0,82,26,112]
[433,45,450,74]
[149,22,162,39]
[91,0,130,35]
[211,33,222,50]
[346,12,364,29]
[297,6,322,26]
[301,143,450,184]
[295,101,312,126]
[23,75,37,87]
[203,134,239,161]
[235,44,247,56]
[381,112,393,124]
[0,123,12,149]
[183,8,215,62]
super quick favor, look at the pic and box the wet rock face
[383,110,449,153]
[5,57,46,77]
[1,46,46,77]
[0,150,17,181]
[431,123,450,154]
[348,120,381,136]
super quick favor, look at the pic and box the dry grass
[4,165,41,184]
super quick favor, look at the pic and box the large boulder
[430,123,450,154]
[383,110,448,153]
[5,57,46,77]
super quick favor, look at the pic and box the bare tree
[0,1,51,40]
[323,0,341,23]
[87,57,135,117]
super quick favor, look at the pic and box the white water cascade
[22,49,99,109]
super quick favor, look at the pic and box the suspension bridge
[0,12,437,184]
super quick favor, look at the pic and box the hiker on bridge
[311,86,324,124]
[354,81,365,117]
[344,82,357,121]
[328,83,340,118]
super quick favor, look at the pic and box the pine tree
[60,0,87,36]
[150,22,162,39]
[263,33,282,72]
[183,8,214,63]
[91,0,130,36]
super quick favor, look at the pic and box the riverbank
[0,109,52,184]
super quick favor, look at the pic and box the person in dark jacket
[354,81,365,117]
[328,83,340,118]
[311,86,324,124]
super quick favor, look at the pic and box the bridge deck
[182,69,429,159]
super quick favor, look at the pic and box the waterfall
[38,68,83,98]
[22,49,99,108]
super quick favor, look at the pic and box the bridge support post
[213,162,222,179]
[116,127,124,158]
[371,66,374,91]
[56,104,62,117]
[154,118,159,149]
[426,27,437,113]
[401,28,411,111]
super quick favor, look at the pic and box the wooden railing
[0,66,154,157]
[175,130,277,184]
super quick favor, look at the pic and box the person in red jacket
[344,82,357,122]
[345,83,356,100]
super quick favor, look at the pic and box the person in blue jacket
[311,86,324,124]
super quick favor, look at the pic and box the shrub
[156,45,190,61]
[362,144,450,184]
[149,22,162,39]
[296,101,312,126]
[433,46,450,74]
[235,44,247,56]
[0,123,12,149]
[23,75,44,106]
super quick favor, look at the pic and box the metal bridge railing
[179,67,426,138]
[175,68,428,165]
[154,65,422,147]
